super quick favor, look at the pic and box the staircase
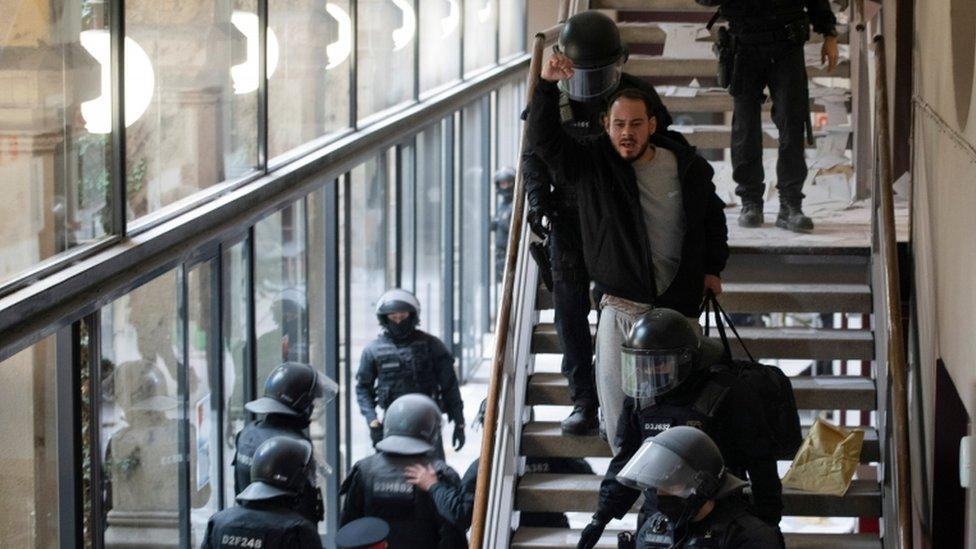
[506,2,881,547]
[511,251,882,548]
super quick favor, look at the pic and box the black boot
[561,404,598,435]
[776,203,814,233]
[738,201,764,228]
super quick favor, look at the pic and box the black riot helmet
[617,426,747,527]
[621,309,702,399]
[375,288,421,340]
[556,11,628,100]
[494,166,516,189]
[245,362,338,419]
[237,436,315,502]
[375,394,442,456]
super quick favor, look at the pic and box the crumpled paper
[782,418,865,496]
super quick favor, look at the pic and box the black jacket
[355,329,464,425]
[595,369,783,527]
[200,501,322,549]
[638,497,782,548]
[700,0,837,36]
[339,452,466,549]
[526,79,729,317]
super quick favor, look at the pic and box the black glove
[452,423,466,451]
[369,422,383,446]
[527,206,549,239]
[578,519,607,549]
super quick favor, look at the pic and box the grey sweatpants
[595,296,701,455]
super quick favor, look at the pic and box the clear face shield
[617,438,700,497]
[308,373,339,420]
[621,348,693,399]
[555,48,625,101]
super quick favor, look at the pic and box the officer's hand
[542,52,574,82]
[822,35,839,73]
[452,423,466,451]
[704,274,723,296]
[404,464,439,491]
[369,420,383,446]
[527,207,550,239]
[577,519,608,549]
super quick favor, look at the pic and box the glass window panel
[463,0,497,75]
[99,269,190,547]
[253,200,308,386]
[0,335,59,547]
[415,123,446,340]
[186,258,220,545]
[221,238,249,509]
[419,0,461,93]
[459,100,490,377]
[269,0,352,159]
[124,0,259,222]
[0,1,113,286]
[496,82,523,174]
[400,143,417,292]
[357,0,417,120]
[499,0,526,60]
[348,152,393,464]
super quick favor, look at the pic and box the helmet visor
[621,348,693,398]
[558,61,623,101]
[617,438,699,497]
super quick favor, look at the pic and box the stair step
[659,90,835,114]
[516,474,881,517]
[526,372,876,410]
[619,22,850,46]
[592,0,714,12]
[521,421,880,462]
[536,282,871,313]
[625,55,850,79]
[675,124,847,150]
[511,528,881,549]
[531,324,875,360]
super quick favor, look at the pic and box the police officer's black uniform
[583,310,782,543]
[522,11,679,434]
[490,168,516,283]
[703,0,837,231]
[637,499,781,548]
[204,437,322,549]
[340,394,467,549]
[233,362,337,523]
[427,456,594,531]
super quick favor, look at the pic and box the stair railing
[469,8,570,548]
[870,34,913,549]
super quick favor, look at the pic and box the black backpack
[702,294,804,460]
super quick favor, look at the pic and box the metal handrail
[468,8,569,547]
[871,34,913,549]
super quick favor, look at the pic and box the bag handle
[702,291,757,364]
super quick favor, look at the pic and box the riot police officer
[577,309,783,548]
[522,10,679,435]
[490,167,516,283]
[233,362,338,523]
[202,437,322,549]
[339,394,467,549]
[403,399,593,530]
[356,288,465,452]
[698,0,838,232]
[606,426,781,548]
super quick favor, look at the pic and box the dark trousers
[549,215,596,408]
[731,41,809,206]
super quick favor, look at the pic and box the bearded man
[525,52,730,453]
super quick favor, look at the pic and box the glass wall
[220,237,250,508]
[357,0,417,120]
[420,0,461,94]
[269,0,352,159]
[0,335,59,547]
[414,122,449,340]
[124,1,259,222]
[499,0,527,60]
[0,0,114,286]
[464,0,498,75]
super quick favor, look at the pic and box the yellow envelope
[781,418,865,496]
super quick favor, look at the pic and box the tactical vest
[636,370,734,441]
[233,419,323,523]
[638,511,739,549]
[370,337,440,409]
[359,453,449,548]
[207,504,319,549]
